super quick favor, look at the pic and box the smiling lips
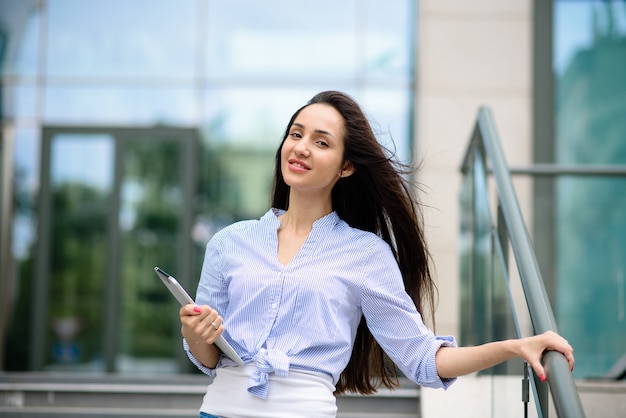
[288,158,311,171]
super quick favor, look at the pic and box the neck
[279,193,333,234]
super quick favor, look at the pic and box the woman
[180,91,574,418]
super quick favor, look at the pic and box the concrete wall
[416,0,534,416]
[416,0,533,337]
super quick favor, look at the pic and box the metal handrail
[461,107,586,418]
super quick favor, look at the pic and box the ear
[339,161,355,178]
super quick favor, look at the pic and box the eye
[289,131,302,139]
[316,139,329,147]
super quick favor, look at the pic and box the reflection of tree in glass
[49,181,108,366]
[119,138,182,361]
[556,2,626,376]
[4,163,39,370]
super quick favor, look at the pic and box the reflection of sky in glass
[206,0,357,78]
[44,87,198,124]
[228,31,357,74]
[205,0,411,80]
[360,88,410,162]
[46,0,196,78]
[120,181,142,232]
[554,1,626,74]
[4,85,38,119]
[365,0,413,78]
[51,134,114,190]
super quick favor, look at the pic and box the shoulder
[209,209,275,246]
[210,219,261,245]
[215,219,258,236]
[336,219,394,257]
[334,220,401,288]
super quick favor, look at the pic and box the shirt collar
[266,208,340,234]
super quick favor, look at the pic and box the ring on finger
[211,321,218,330]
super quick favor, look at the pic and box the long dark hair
[271,90,437,395]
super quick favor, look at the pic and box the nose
[293,138,309,157]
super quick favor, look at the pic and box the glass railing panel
[461,151,520,367]
[461,151,540,418]
[461,108,588,417]
[459,151,474,346]
[470,152,492,347]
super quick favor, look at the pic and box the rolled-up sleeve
[360,239,458,390]
[418,335,457,389]
[183,338,217,377]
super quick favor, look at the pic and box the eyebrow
[291,123,337,141]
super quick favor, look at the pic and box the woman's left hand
[516,331,575,381]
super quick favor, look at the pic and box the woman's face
[280,103,351,197]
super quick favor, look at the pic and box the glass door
[115,130,196,374]
[33,127,197,374]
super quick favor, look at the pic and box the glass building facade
[0,0,415,374]
[1,0,625,385]
[552,0,626,378]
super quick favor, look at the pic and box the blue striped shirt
[184,209,457,398]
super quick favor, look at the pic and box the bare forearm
[435,339,518,378]
[186,337,222,368]
[435,331,575,381]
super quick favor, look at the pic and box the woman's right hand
[179,304,224,345]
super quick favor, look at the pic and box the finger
[566,351,575,372]
[192,305,215,321]
[529,360,546,382]
[552,336,575,372]
[180,304,199,317]
[205,312,222,330]
[210,319,221,331]
[209,322,224,343]
[199,322,222,343]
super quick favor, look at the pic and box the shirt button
[271,303,277,309]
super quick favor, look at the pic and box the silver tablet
[154,266,244,366]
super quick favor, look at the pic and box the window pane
[12,127,39,275]
[554,0,626,378]
[117,136,186,374]
[0,0,41,77]
[44,87,198,125]
[3,127,40,371]
[365,0,414,80]
[205,0,358,79]
[45,134,114,371]
[46,0,197,78]
[2,84,39,119]
[360,87,412,163]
